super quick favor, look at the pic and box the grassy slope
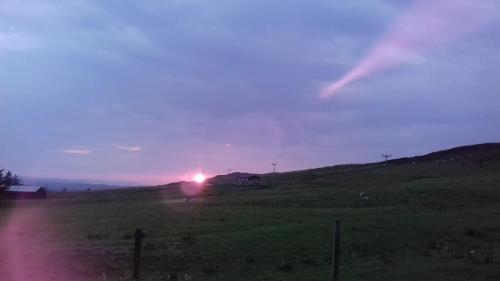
[1,143,500,281]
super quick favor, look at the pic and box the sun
[193,173,206,183]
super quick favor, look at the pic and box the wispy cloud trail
[320,0,498,98]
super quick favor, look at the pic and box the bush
[86,233,109,240]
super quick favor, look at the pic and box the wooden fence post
[133,228,143,281]
[332,221,341,281]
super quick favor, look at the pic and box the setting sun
[193,173,206,183]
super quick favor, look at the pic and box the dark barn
[4,185,47,199]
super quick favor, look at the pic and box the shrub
[86,233,109,240]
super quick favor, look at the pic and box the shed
[4,185,47,199]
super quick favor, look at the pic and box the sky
[1,0,499,185]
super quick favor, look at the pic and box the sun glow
[193,173,206,183]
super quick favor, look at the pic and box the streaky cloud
[320,0,498,99]
[63,149,91,155]
[117,145,143,152]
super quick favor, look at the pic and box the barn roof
[5,185,44,193]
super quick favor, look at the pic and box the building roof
[5,185,45,193]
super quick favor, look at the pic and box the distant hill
[35,142,499,191]
[20,177,139,192]
[201,142,500,185]
[389,143,500,164]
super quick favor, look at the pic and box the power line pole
[382,154,392,179]
[272,163,277,173]
[226,168,232,186]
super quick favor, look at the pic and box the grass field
[1,144,500,281]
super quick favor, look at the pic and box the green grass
[1,147,500,280]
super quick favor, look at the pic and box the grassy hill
[1,143,499,281]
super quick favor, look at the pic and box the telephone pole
[382,154,392,179]
[226,168,232,185]
[272,163,277,173]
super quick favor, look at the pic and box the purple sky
[1,0,499,185]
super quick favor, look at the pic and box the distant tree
[0,169,5,192]
[13,174,21,185]
[4,171,13,186]
[0,169,20,194]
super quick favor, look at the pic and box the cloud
[117,145,142,152]
[320,0,500,98]
[63,149,91,155]
[0,0,156,62]
[0,31,43,54]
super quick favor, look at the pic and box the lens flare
[0,203,92,280]
[320,0,498,98]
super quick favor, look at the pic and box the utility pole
[272,163,277,173]
[227,169,232,186]
[382,154,392,179]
